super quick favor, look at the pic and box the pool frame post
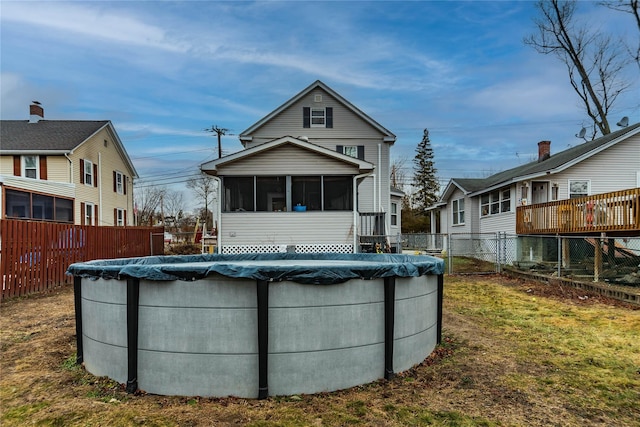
[257,279,269,399]
[126,278,140,394]
[437,274,444,345]
[73,276,83,365]
[384,277,395,380]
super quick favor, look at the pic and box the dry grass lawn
[1,275,639,426]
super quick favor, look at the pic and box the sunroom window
[292,176,321,210]
[256,176,286,212]
[222,175,352,212]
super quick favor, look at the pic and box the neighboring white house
[201,80,402,253]
[432,122,640,236]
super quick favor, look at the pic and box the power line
[130,147,213,160]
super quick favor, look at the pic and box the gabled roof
[443,122,640,198]
[201,136,375,175]
[0,120,138,178]
[239,80,396,144]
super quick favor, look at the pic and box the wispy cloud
[1,2,190,52]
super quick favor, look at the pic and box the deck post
[593,233,604,282]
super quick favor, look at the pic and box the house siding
[220,211,354,246]
[245,88,387,145]
[46,156,71,182]
[0,156,14,175]
[243,88,392,215]
[546,136,640,199]
[69,128,135,226]
[217,144,357,175]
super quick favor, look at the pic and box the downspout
[64,153,76,224]
[377,144,382,212]
[64,153,73,183]
[98,152,103,225]
[212,176,222,252]
[353,172,374,253]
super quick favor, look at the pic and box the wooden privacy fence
[1,219,164,301]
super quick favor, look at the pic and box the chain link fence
[514,234,640,286]
[402,233,640,286]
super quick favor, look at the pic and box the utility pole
[205,125,229,158]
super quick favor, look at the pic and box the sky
[1,0,639,213]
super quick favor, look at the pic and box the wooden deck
[516,188,640,236]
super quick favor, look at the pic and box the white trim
[84,159,94,186]
[21,155,39,179]
[115,170,124,194]
[85,202,95,226]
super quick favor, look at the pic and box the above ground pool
[67,253,445,398]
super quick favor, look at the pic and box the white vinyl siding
[549,135,640,199]
[218,144,357,175]
[244,89,387,146]
[220,211,353,246]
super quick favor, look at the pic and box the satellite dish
[575,127,586,139]
[616,116,629,127]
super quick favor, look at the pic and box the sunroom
[201,136,380,253]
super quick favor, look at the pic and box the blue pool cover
[67,253,444,285]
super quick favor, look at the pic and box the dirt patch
[494,273,640,309]
[1,278,637,426]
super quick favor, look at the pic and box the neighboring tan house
[201,80,402,253]
[0,102,137,226]
[433,122,640,236]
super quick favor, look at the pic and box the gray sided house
[435,122,640,237]
[201,80,402,253]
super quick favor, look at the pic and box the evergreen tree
[412,128,440,213]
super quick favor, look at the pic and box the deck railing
[516,187,640,235]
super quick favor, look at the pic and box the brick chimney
[29,101,44,123]
[538,140,551,162]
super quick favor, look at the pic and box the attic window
[314,95,322,102]
[303,107,333,128]
[311,108,326,126]
[104,139,108,147]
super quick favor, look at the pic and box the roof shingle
[0,120,109,152]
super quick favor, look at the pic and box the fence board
[1,219,163,301]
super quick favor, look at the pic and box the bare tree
[525,0,632,137]
[600,0,640,68]
[163,190,185,230]
[187,173,217,231]
[134,185,166,226]
[390,156,409,190]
